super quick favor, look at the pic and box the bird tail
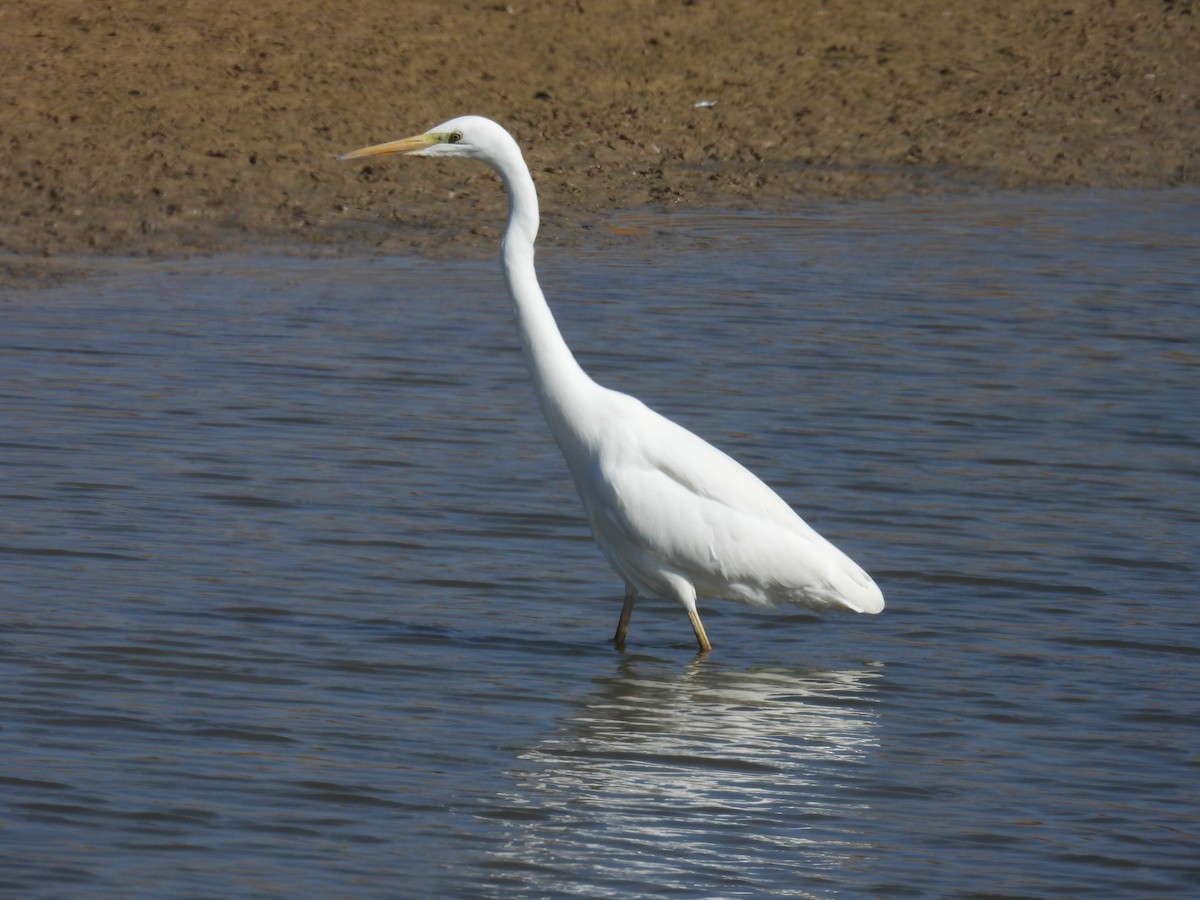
[835,563,885,614]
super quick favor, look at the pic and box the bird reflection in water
[478,659,884,892]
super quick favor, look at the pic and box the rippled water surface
[3,190,1198,897]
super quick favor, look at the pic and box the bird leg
[613,584,636,646]
[687,607,713,653]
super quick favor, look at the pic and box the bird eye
[448,131,463,144]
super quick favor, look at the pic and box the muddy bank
[2,0,1197,262]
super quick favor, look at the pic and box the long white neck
[493,149,596,435]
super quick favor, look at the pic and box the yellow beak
[337,133,437,161]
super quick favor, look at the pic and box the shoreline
[3,0,1196,274]
[6,181,1195,290]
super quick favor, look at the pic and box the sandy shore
[3,0,1197,267]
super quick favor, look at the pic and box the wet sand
[2,0,1197,266]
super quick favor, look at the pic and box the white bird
[339,116,883,652]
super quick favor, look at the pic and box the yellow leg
[613,585,636,645]
[687,607,712,653]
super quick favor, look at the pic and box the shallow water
[2,190,1198,897]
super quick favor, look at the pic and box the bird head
[337,115,512,164]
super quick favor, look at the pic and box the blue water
[2,189,1198,897]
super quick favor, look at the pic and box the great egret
[339,116,883,652]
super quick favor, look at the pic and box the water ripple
[2,191,1198,897]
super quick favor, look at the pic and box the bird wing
[579,392,881,612]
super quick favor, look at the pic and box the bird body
[563,387,883,615]
[340,116,883,651]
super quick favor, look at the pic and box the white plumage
[340,115,883,651]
